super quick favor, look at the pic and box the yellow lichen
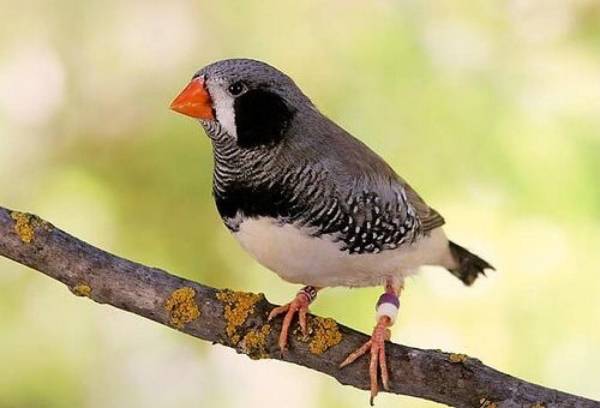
[164,287,200,329]
[9,211,52,243]
[449,353,468,363]
[307,316,342,354]
[10,211,36,243]
[240,324,271,359]
[530,403,545,408]
[479,398,497,408]
[72,283,92,297]
[216,290,263,344]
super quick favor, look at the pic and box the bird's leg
[340,280,403,405]
[268,286,320,352]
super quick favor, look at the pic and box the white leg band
[376,303,399,325]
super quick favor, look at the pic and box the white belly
[233,217,452,288]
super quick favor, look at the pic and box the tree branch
[0,206,597,408]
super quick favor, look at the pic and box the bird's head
[171,58,310,148]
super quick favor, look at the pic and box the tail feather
[447,241,494,286]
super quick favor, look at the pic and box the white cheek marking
[209,86,237,139]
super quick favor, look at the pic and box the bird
[170,58,494,404]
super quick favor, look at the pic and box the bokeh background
[2,0,600,406]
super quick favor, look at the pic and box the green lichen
[164,287,200,329]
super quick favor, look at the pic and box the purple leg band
[298,286,318,303]
[376,293,400,309]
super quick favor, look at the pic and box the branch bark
[0,206,597,408]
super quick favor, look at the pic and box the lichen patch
[530,403,545,408]
[72,283,92,297]
[164,287,200,329]
[479,398,497,408]
[10,211,36,243]
[307,317,342,354]
[9,211,52,243]
[449,353,468,363]
[240,324,271,359]
[216,290,263,344]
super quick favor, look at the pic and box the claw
[267,303,290,321]
[298,306,308,336]
[340,317,392,405]
[339,339,372,368]
[379,346,389,391]
[268,292,311,352]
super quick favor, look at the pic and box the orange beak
[170,78,214,120]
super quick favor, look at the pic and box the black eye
[228,81,246,96]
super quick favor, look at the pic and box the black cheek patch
[234,89,294,148]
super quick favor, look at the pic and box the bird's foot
[268,286,318,352]
[339,288,400,405]
[340,316,392,405]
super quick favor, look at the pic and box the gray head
[171,58,313,148]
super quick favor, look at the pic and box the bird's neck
[210,133,280,195]
[205,123,337,233]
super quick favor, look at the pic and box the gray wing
[401,182,445,232]
[286,113,444,231]
[278,113,445,253]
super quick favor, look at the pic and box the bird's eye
[228,81,246,96]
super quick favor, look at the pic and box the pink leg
[268,286,319,352]
[339,280,403,405]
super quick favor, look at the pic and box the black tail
[447,241,494,286]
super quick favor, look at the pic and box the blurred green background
[1,0,600,406]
